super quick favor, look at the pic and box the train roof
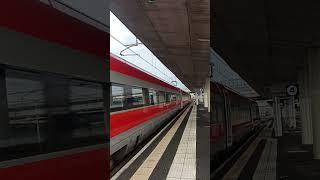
[211,81,257,103]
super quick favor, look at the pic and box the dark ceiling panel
[211,0,320,96]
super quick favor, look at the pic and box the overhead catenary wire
[111,35,188,91]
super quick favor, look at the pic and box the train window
[177,94,181,101]
[165,92,171,102]
[0,69,45,161]
[142,88,149,105]
[152,90,158,104]
[55,79,105,150]
[148,89,156,105]
[111,85,125,111]
[158,91,165,103]
[154,90,160,104]
[0,67,106,162]
[214,95,225,124]
[171,94,177,101]
[131,87,144,107]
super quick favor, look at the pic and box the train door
[223,90,233,148]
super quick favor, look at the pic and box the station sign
[286,84,298,96]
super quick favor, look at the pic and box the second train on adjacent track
[211,82,260,172]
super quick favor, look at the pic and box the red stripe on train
[211,121,252,143]
[0,0,107,58]
[110,101,180,138]
[0,148,108,180]
[110,55,180,92]
[211,124,225,143]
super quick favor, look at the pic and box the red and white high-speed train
[211,82,260,173]
[110,54,191,166]
[0,1,108,179]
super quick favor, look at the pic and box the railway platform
[111,103,210,180]
[277,132,320,180]
[213,118,320,180]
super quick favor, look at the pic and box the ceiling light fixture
[197,38,210,42]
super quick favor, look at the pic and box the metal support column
[299,69,313,144]
[203,78,210,112]
[308,48,320,159]
[273,96,283,137]
[288,96,296,129]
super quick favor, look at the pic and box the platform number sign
[287,85,298,96]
